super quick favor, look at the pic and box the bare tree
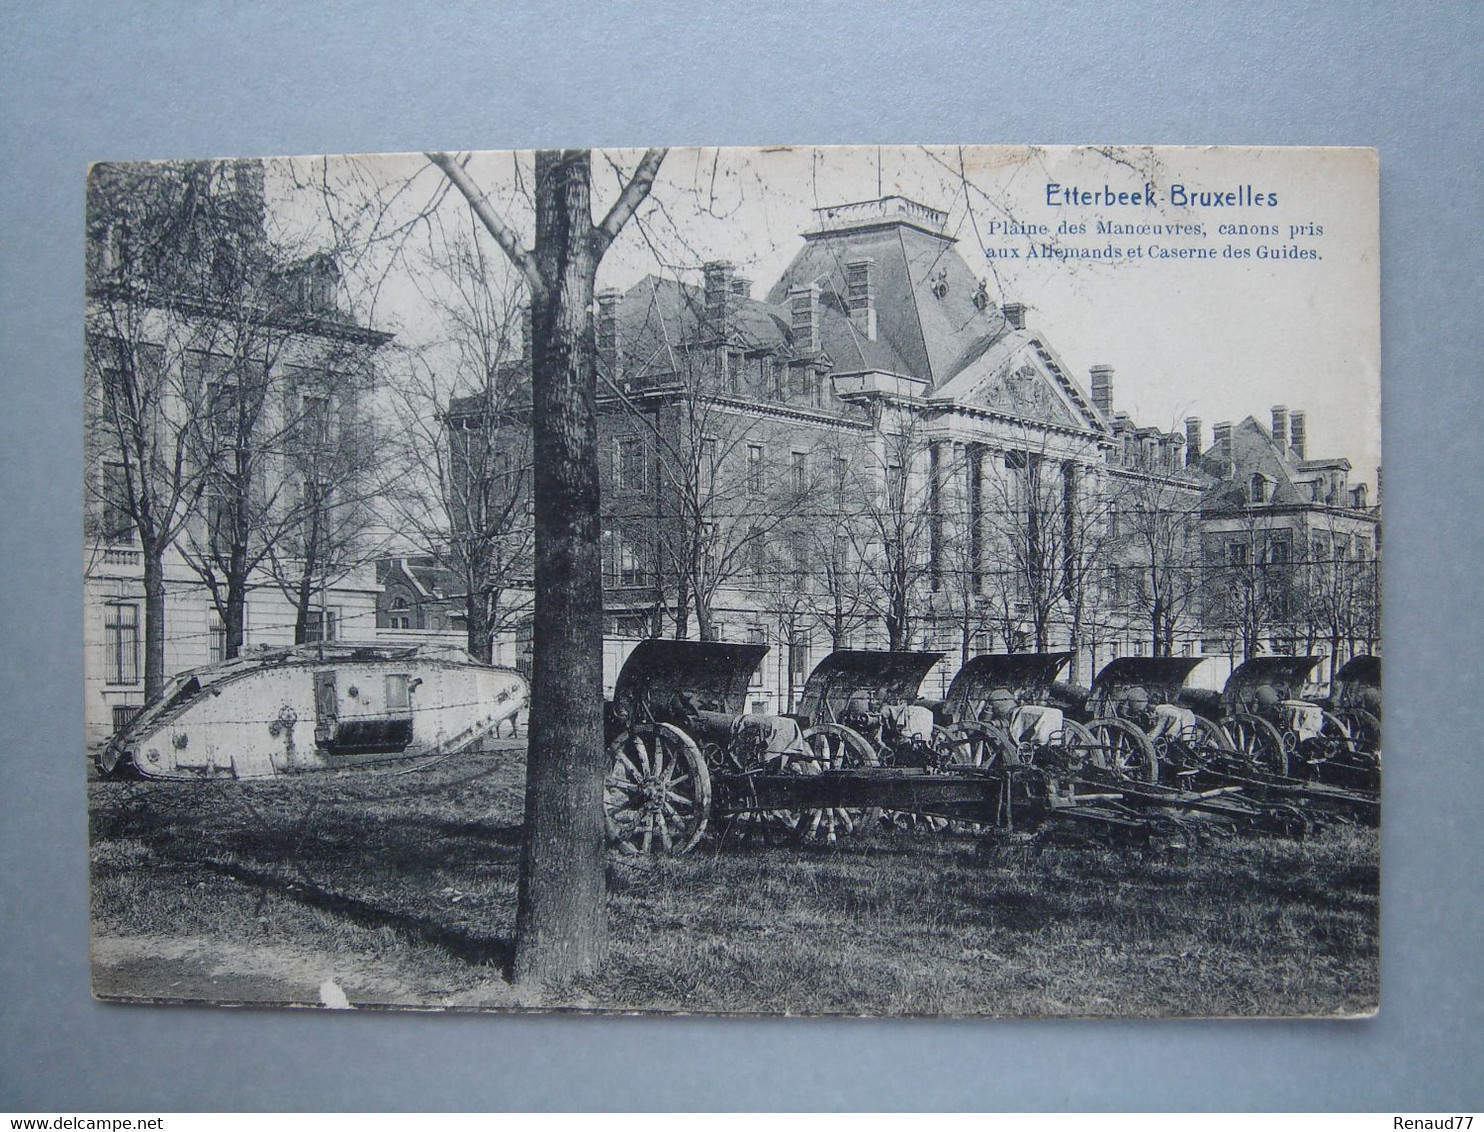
[428,148,665,986]
[1202,498,1295,663]
[384,217,534,662]
[794,463,876,653]
[266,379,387,645]
[174,242,383,660]
[1109,457,1207,658]
[87,161,385,681]
[602,330,821,643]
[86,161,235,698]
[1300,516,1380,677]
[839,415,937,651]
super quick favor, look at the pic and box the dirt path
[90,933,521,1009]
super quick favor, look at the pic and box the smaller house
[375,556,465,638]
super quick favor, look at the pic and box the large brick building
[457,196,1227,703]
[1193,408,1380,681]
[452,193,1380,704]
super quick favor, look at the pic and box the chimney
[1213,421,1234,472]
[845,259,877,341]
[1001,301,1026,330]
[789,283,820,353]
[1289,410,1307,459]
[1271,405,1288,450]
[1185,416,1203,466]
[730,275,752,299]
[703,261,734,338]
[596,289,622,381]
[1089,365,1114,419]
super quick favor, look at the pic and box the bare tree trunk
[673,561,690,639]
[430,143,663,988]
[466,590,494,664]
[142,548,167,700]
[513,150,607,987]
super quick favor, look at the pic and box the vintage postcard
[86,145,1380,1015]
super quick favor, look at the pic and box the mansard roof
[766,201,1011,387]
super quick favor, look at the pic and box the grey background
[2,0,1479,1112]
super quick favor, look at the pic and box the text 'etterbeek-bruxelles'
[1044,182,1280,208]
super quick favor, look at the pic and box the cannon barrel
[1176,687,1224,717]
[1048,681,1090,715]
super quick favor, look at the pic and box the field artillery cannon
[603,639,780,854]
[793,649,953,771]
[1326,655,1382,766]
[1214,656,1365,780]
[603,640,911,854]
[933,652,1108,790]
[1082,657,1234,785]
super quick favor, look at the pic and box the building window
[748,627,765,686]
[701,436,719,488]
[304,608,339,644]
[791,451,808,494]
[209,610,227,664]
[619,537,646,587]
[1269,534,1292,565]
[1228,541,1248,566]
[748,445,765,495]
[102,461,134,543]
[300,393,331,450]
[1250,474,1268,504]
[789,633,810,684]
[389,596,412,631]
[747,525,767,577]
[112,704,141,734]
[208,493,233,558]
[104,603,139,686]
[614,436,645,493]
[203,371,239,444]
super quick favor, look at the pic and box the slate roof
[1199,415,1349,510]
[766,214,1011,386]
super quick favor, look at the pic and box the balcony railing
[102,546,143,567]
[810,196,948,234]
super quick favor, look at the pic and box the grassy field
[88,743,1379,1016]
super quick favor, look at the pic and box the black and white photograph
[84,144,1381,1016]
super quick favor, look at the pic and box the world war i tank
[96,642,528,780]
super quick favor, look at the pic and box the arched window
[1250,474,1268,504]
[390,594,412,631]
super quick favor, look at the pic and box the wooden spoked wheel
[1169,715,1233,780]
[943,725,1002,769]
[792,723,879,843]
[1087,717,1160,784]
[605,723,712,855]
[1221,712,1289,778]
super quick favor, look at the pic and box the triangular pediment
[933,336,1100,431]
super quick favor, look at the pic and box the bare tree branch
[594,147,668,250]
[426,151,547,299]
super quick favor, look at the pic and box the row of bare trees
[86,160,387,700]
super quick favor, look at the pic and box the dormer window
[1250,474,1270,504]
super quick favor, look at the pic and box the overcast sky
[286,145,1380,485]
